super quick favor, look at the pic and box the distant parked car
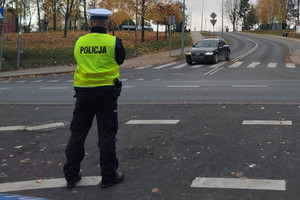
[185,38,231,65]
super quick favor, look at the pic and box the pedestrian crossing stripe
[247,62,260,68]
[268,62,277,68]
[228,62,243,68]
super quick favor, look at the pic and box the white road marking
[134,78,144,81]
[0,126,26,131]
[167,85,199,88]
[39,87,70,90]
[247,62,260,68]
[47,80,60,83]
[123,86,133,88]
[191,65,204,68]
[120,79,128,82]
[0,176,102,192]
[228,62,243,68]
[286,63,296,68]
[65,80,74,83]
[191,177,286,191]
[0,88,11,90]
[135,65,153,69]
[0,81,11,83]
[153,62,177,69]
[16,80,26,83]
[242,120,292,125]
[232,85,268,88]
[208,67,224,75]
[31,80,43,83]
[268,62,277,68]
[0,122,67,132]
[172,63,188,69]
[231,38,259,62]
[125,120,179,125]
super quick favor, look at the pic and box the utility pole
[134,0,138,57]
[201,0,204,32]
[222,0,224,38]
[0,0,4,71]
[17,0,23,68]
[181,0,185,55]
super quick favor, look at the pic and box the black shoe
[101,172,124,188]
[67,172,82,189]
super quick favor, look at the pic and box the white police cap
[88,9,112,20]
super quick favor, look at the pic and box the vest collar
[90,26,107,34]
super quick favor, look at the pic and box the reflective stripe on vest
[73,33,119,87]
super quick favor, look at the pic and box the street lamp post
[181,0,185,55]
[201,0,204,32]
[17,0,23,68]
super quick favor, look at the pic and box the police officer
[63,8,126,189]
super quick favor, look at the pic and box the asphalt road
[0,32,300,200]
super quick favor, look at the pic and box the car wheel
[186,57,193,65]
[225,51,230,61]
[213,54,219,64]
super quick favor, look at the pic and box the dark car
[185,38,230,65]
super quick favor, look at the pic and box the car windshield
[195,40,219,48]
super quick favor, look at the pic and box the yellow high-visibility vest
[73,33,119,87]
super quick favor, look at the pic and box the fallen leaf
[235,172,244,178]
[20,159,30,163]
[14,145,23,149]
[35,179,44,183]
[0,173,7,178]
[152,188,159,193]
[40,147,47,152]
[261,107,265,110]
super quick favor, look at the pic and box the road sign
[0,8,3,21]
[210,12,217,19]
[210,19,217,26]
[168,15,175,25]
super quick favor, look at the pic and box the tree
[244,5,258,30]
[62,0,75,37]
[255,0,285,29]
[224,0,240,31]
[239,0,250,30]
[99,0,130,35]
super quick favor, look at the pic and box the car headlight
[205,52,214,55]
[186,51,192,56]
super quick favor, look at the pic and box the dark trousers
[63,89,118,183]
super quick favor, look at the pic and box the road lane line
[39,87,70,90]
[0,176,102,192]
[167,85,199,88]
[242,120,292,125]
[208,67,224,75]
[0,126,26,131]
[231,38,259,62]
[125,120,179,125]
[0,88,11,90]
[191,177,286,191]
[232,85,268,88]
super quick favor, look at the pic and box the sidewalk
[0,32,204,79]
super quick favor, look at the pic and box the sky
[186,0,257,31]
